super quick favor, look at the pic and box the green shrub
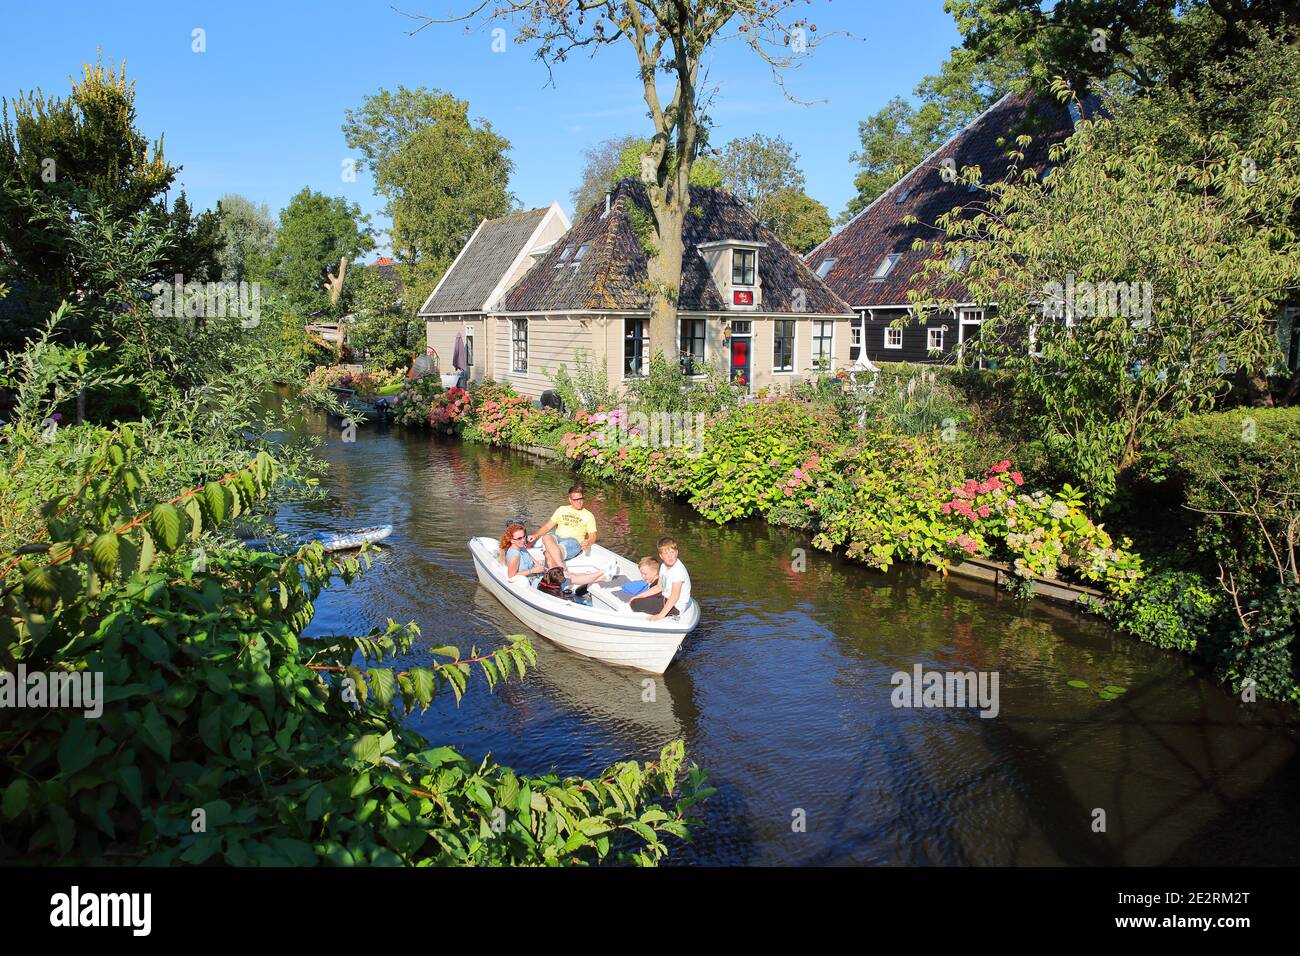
[1138,407,1300,580]
[1212,582,1300,704]
[624,352,744,416]
[393,374,444,427]
[547,350,618,413]
[687,397,842,523]
[0,428,711,865]
[1104,569,1224,652]
[811,431,969,571]
[853,365,971,437]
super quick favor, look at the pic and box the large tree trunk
[646,199,686,358]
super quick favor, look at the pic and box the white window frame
[677,317,707,377]
[772,318,797,373]
[624,317,649,379]
[927,326,945,351]
[732,248,757,287]
[884,326,903,350]
[465,330,474,371]
[511,318,528,373]
[872,254,900,280]
[812,319,834,371]
[849,314,864,360]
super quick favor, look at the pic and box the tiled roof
[504,179,851,315]
[420,207,549,314]
[806,93,1081,308]
[369,256,401,290]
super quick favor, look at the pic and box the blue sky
[0,0,965,256]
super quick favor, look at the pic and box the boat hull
[468,536,697,674]
[240,524,392,554]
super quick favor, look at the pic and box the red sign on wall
[733,290,754,306]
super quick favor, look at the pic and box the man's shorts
[547,532,583,560]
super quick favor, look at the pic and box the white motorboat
[467,536,699,674]
[241,524,393,553]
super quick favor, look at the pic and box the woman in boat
[500,524,546,587]
[502,523,608,590]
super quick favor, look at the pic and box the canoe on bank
[467,536,699,674]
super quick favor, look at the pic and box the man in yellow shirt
[528,483,598,569]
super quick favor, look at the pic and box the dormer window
[732,248,756,286]
[872,253,900,280]
[569,242,590,273]
[697,239,764,310]
[816,257,836,279]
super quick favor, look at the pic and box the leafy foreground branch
[0,427,711,865]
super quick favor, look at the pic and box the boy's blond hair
[638,556,659,572]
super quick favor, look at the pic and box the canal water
[279,414,1300,865]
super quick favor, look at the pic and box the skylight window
[871,253,900,280]
[573,242,590,262]
[816,257,836,279]
[894,188,912,205]
[558,245,572,260]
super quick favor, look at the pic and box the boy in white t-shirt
[630,537,692,620]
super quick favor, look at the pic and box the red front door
[730,336,750,390]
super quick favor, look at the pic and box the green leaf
[203,482,228,526]
[184,496,203,541]
[1066,679,1090,689]
[270,838,317,866]
[139,702,172,760]
[135,528,157,575]
[57,719,98,776]
[2,780,30,820]
[369,668,396,706]
[150,503,182,551]
[89,532,119,579]
[350,735,383,765]
[116,766,143,808]
[409,668,435,709]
